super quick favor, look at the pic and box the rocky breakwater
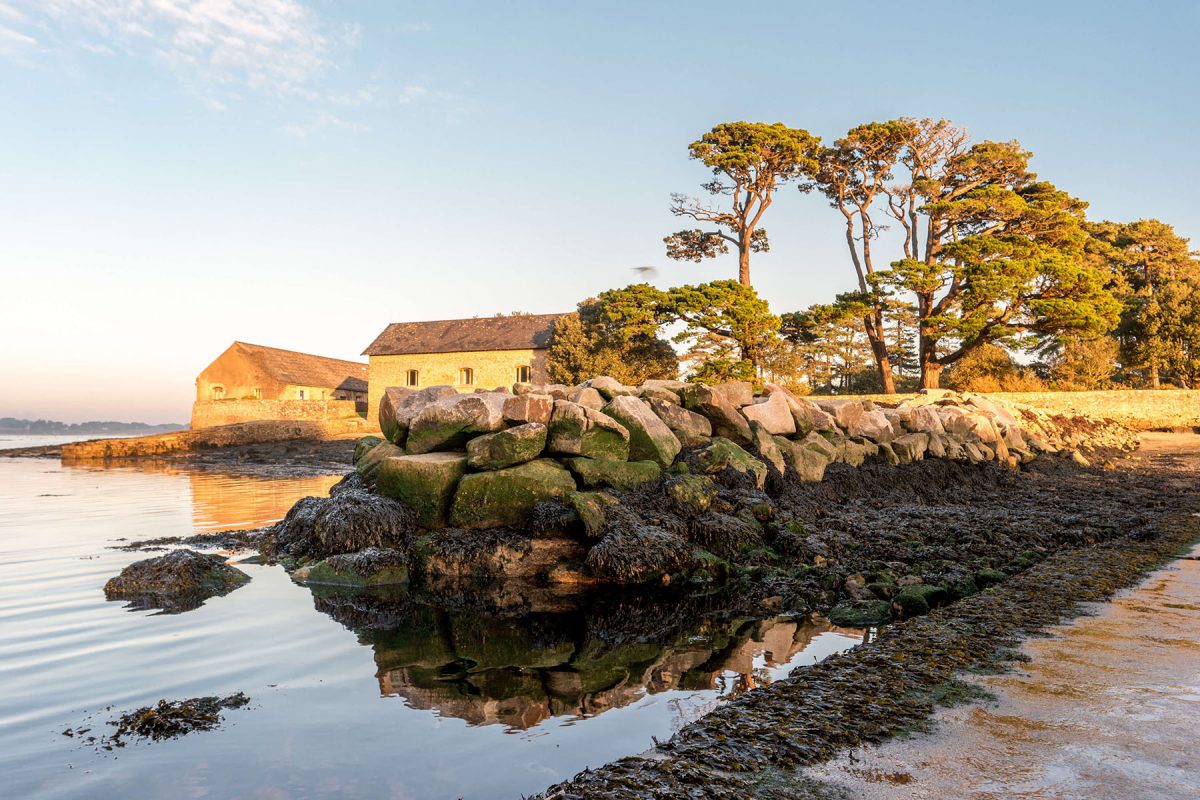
[257,378,1137,595]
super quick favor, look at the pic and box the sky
[1,1,1197,423]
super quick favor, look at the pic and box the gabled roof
[229,342,368,391]
[362,313,567,356]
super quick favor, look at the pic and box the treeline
[549,119,1200,393]
[0,418,186,435]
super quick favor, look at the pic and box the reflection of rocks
[310,585,854,730]
[104,549,249,613]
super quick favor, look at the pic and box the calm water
[0,434,125,451]
[0,458,864,800]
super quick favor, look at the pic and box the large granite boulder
[772,436,829,482]
[602,395,681,467]
[379,386,458,445]
[567,490,619,538]
[565,457,662,490]
[269,485,416,560]
[466,423,547,470]
[374,452,468,528]
[569,386,606,410]
[750,421,786,478]
[665,474,719,516]
[104,549,249,613]
[764,384,836,435]
[891,432,930,464]
[547,400,630,461]
[646,398,712,447]
[821,400,896,442]
[406,392,509,454]
[502,393,554,426]
[298,547,410,588]
[711,381,754,408]
[449,459,577,529]
[798,431,840,464]
[584,376,637,400]
[740,391,797,436]
[680,384,752,444]
[355,439,405,484]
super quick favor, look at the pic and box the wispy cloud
[283,110,369,138]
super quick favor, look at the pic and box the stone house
[196,342,369,406]
[361,314,565,421]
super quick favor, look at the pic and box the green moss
[449,459,577,529]
[666,474,718,516]
[354,435,384,462]
[827,599,891,627]
[566,457,661,490]
[892,584,951,619]
[975,568,1008,589]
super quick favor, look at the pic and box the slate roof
[362,314,566,356]
[231,342,368,392]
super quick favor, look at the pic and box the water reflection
[312,585,866,732]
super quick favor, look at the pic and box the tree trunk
[1150,361,1160,389]
[918,333,942,389]
[863,314,896,394]
[737,245,751,287]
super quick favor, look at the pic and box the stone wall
[833,390,1200,431]
[367,348,549,424]
[191,399,363,429]
[62,418,369,460]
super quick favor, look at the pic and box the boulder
[740,391,797,436]
[406,392,508,454]
[665,474,719,516]
[640,379,688,393]
[750,421,786,477]
[646,398,713,447]
[764,385,837,435]
[926,432,948,459]
[466,423,547,470]
[449,459,578,529]
[514,383,573,399]
[680,384,752,444]
[840,438,878,467]
[567,491,619,538]
[693,437,767,490]
[824,400,896,442]
[373,453,467,529]
[566,457,662,490]
[602,395,682,467]
[269,483,416,561]
[354,435,385,462]
[773,436,829,482]
[355,439,405,484]
[298,547,410,588]
[639,386,682,405]
[711,381,754,408]
[547,400,630,461]
[890,432,930,464]
[585,525,693,583]
[569,386,606,410]
[379,385,458,445]
[104,549,249,613]
[502,393,554,426]
[905,404,946,436]
[799,431,840,464]
[585,376,637,400]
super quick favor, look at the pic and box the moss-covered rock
[405,392,508,454]
[665,474,718,517]
[465,422,547,470]
[354,435,384,462]
[299,547,410,587]
[585,524,693,583]
[975,567,1007,588]
[602,395,682,467]
[547,400,631,461]
[567,490,619,538]
[355,439,405,484]
[773,436,829,482]
[566,457,661,491]
[449,459,578,529]
[374,452,467,529]
[694,437,767,490]
[891,584,951,619]
[827,599,892,627]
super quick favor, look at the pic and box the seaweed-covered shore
[531,440,1200,799]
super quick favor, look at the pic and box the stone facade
[191,399,363,430]
[61,417,369,460]
[366,349,549,424]
[195,342,368,405]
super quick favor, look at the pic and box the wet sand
[806,541,1200,800]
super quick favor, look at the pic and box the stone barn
[362,314,565,422]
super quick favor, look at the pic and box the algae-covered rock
[665,474,718,517]
[104,549,249,613]
[566,457,661,490]
[773,436,829,483]
[827,599,891,627]
[750,421,786,478]
[466,423,547,470]
[354,435,384,462]
[547,400,631,461]
[585,524,692,583]
[406,392,508,454]
[449,459,577,529]
[693,437,767,490]
[891,584,950,619]
[355,439,405,484]
[567,491,619,538]
[602,395,681,467]
[299,547,410,587]
[374,452,467,529]
[891,432,930,464]
[268,486,416,561]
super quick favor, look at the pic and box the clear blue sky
[1,1,1196,423]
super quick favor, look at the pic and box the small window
[459,367,474,386]
[299,390,306,400]
[253,388,262,400]
[321,390,326,400]
[406,369,419,387]
[516,366,531,384]
[211,385,225,400]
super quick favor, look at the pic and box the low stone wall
[62,418,369,461]
[190,399,362,430]
[832,389,1200,431]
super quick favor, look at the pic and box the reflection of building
[186,471,340,532]
[361,314,565,423]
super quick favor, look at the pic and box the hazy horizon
[2,1,1196,424]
